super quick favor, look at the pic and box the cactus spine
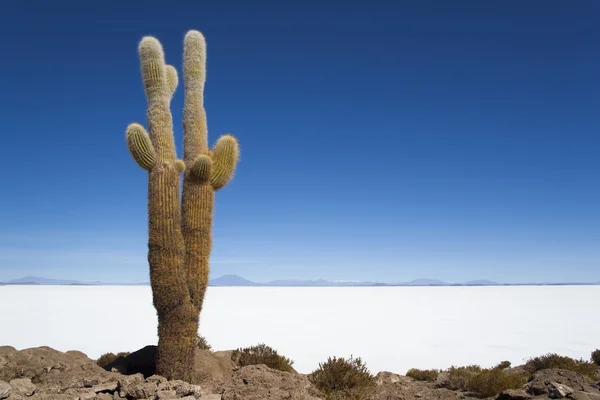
[125,30,239,382]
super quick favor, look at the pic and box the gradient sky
[0,0,599,284]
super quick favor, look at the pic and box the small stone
[0,381,11,400]
[92,382,118,393]
[125,382,157,399]
[78,390,96,400]
[497,389,532,400]
[146,375,167,384]
[168,381,202,397]
[549,382,574,399]
[202,395,222,400]
[154,389,176,399]
[8,378,36,396]
[83,379,99,388]
[570,392,600,400]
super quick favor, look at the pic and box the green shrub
[467,368,528,398]
[524,353,598,379]
[96,352,117,368]
[447,364,527,398]
[197,335,212,351]
[96,351,130,368]
[231,343,294,372]
[406,368,439,381]
[308,355,375,400]
[447,365,482,391]
[494,361,511,369]
[591,349,600,366]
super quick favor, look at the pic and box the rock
[77,390,96,400]
[217,364,321,400]
[496,389,532,400]
[526,369,600,396]
[202,395,222,400]
[370,371,466,400]
[548,381,574,398]
[434,371,451,388]
[570,392,600,400]
[175,382,202,398]
[374,371,413,386]
[8,378,36,396]
[103,347,234,385]
[146,375,167,384]
[122,381,157,399]
[96,394,113,400]
[91,382,118,393]
[0,346,118,396]
[0,381,11,400]
[155,389,177,399]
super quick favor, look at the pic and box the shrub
[406,368,439,381]
[308,355,375,400]
[524,353,598,379]
[197,335,212,351]
[96,351,130,368]
[447,365,527,398]
[231,343,294,372]
[467,368,528,398]
[494,361,511,369]
[447,365,482,391]
[591,349,600,366]
[96,352,117,368]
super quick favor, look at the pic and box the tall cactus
[125,30,239,382]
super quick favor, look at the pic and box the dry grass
[494,361,511,369]
[308,355,375,400]
[446,364,527,398]
[591,349,600,366]
[406,368,439,381]
[197,335,212,351]
[96,351,130,368]
[524,353,598,379]
[231,343,295,372]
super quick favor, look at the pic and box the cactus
[125,30,239,382]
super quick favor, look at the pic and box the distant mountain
[208,274,260,286]
[9,276,84,285]
[463,279,499,286]
[2,274,599,287]
[263,278,378,287]
[402,279,448,286]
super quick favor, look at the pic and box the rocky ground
[1,345,599,400]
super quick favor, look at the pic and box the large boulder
[0,346,117,391]
[0,347,225,399]
[525,369,600,396]
[104,345,236,384]
[214,364,321,400]
[370,371,467,400]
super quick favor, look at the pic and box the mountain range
[1,275,599,287]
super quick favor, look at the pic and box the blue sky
[0,0,599,284]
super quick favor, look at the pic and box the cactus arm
[182,30,209,162]
[189,154,212,183]
[165,65,179,99]
[126,123,156,170]
[180,30,214,311]
[138,37,177,163]
[174,159,186,173]
[210,134,239,190]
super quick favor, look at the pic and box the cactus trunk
[125,30,240,382]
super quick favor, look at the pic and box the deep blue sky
[0,1,598,284]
